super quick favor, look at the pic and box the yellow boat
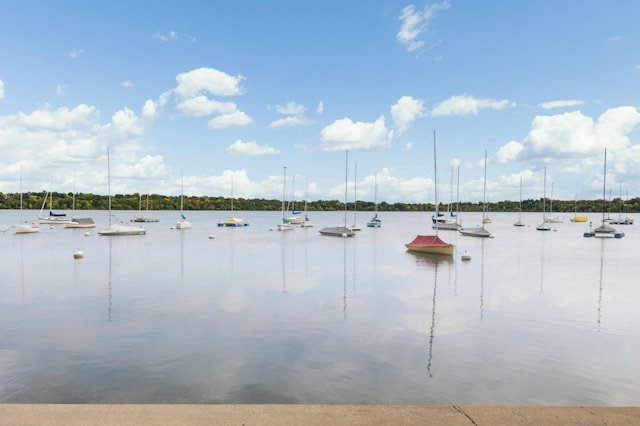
[570,215,588,222]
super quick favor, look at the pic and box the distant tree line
[1,191,639,213]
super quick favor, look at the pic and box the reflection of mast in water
[108,238,112,322]
[180,229,185,286]
[20,238,25,302]
[480,238,485,321]
[597,241,605,331]
[281,234,287,293]
[343,238,347,319]
[426,260,439,377]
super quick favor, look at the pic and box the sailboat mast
[433,131,439,234]
[542,166,546,220]
[602,148,607,222]
[353,162,357,224]
[107,148,112,225]
[482,150,487,221]
[344,150,349,227]
[456,165,460,218]
[282,166,287,221]
[19,163,23,223]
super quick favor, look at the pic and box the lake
[1,209,639,405]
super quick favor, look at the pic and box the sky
[1,0,639,204]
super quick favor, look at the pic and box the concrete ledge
[0,404,638,425]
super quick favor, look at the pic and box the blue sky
[1,0,639,204]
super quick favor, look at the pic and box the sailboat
[64,171,96,229]
[299,176,314,228]
[433,166,461,230]
[14,163,40,234]
[459,151,493,238]
[99,148,146,236]
[405,131,454,255]
[584,148,624,238]
[544,182,563,223]
[277,166,294,231]
[536,166,551,231]
[38,179,72,224]
[175,173,192,229]
[218,175,249,227]
[514,176,525,227]
[609,184,634,225]
[569,194,588,223]
[319,150,355,237]
[350,162,361,231]
[132,193,159,222]
[286,174,303,225]
[366,172,381,228]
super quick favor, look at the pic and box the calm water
[1,209,639,405]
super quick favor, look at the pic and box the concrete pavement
[1,404,639,425]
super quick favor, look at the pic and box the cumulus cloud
[121,80,134,88]
[431,95,516,116]
[269,115,312,128]
[390,95,425,134]
[208,111,253,129]
[226,139,279,156]
[496,106,640,163]
[397,1,450,52]
[269,100,313,128]
[320,116,393,151]
[174,67,245,99]
[496,141,524,163]
[177,95,237,117]
[316,101,324,114]
[539,99,584,109]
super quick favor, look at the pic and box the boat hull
[405,235,454,256]
[14,224,40,234]
[319,226,355,237]
[99,224,146,236]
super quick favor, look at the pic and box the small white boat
[14,164,40,235]
[175,174,192,229]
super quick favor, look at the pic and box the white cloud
[316,101,324,114]
[320,115,393,151]
[539,99,584,109]
[174,67,245,99]
[269,115,312,128]
[0,79,5,100]
[121,80,134,88]
[496,106,640,163]
[142,99,157,120]
[226,139,279,156]
[431,95,516,116]
[208,111,253,129]
[405,142,414,151]
[177,95,237,117]
[496,141,524,163]
[390,95,425,134]
[153,31,179,42]
[69,48,83,59]
[397,1,450,52]
[56,84,67,96]
[276,101,305,115]
[110,107,146,138]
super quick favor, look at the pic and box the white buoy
[49,225,54,229]
[208,234,215,239]
[84,231,90,237]
[341,233,347,237]
[461,251,471,261]
[73,249,84,259]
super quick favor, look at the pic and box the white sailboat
[319,150,355,237]
[366,172,381,228]
[299,176,314,228]
[65,171,96,229]
[536,166,551,231]
[544,182,563,223]
[459,151,493,238]
[432,166,461,230]
[514,175,525,227]
[38,178,72,224]
[584,148,624,238]
[132,193,159,223]
[175,173,192,229]
[218,175,249,227]
[278,166,294,231]
[14,163,40,234]
[286,174,303,225]
[99,148,146,236]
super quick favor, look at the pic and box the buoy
[341,233,347,237]
[208,234,215,239]
[84,231,90,237]
[49,225,54,229]
[73,249,84,259]
[461,251,471,261]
